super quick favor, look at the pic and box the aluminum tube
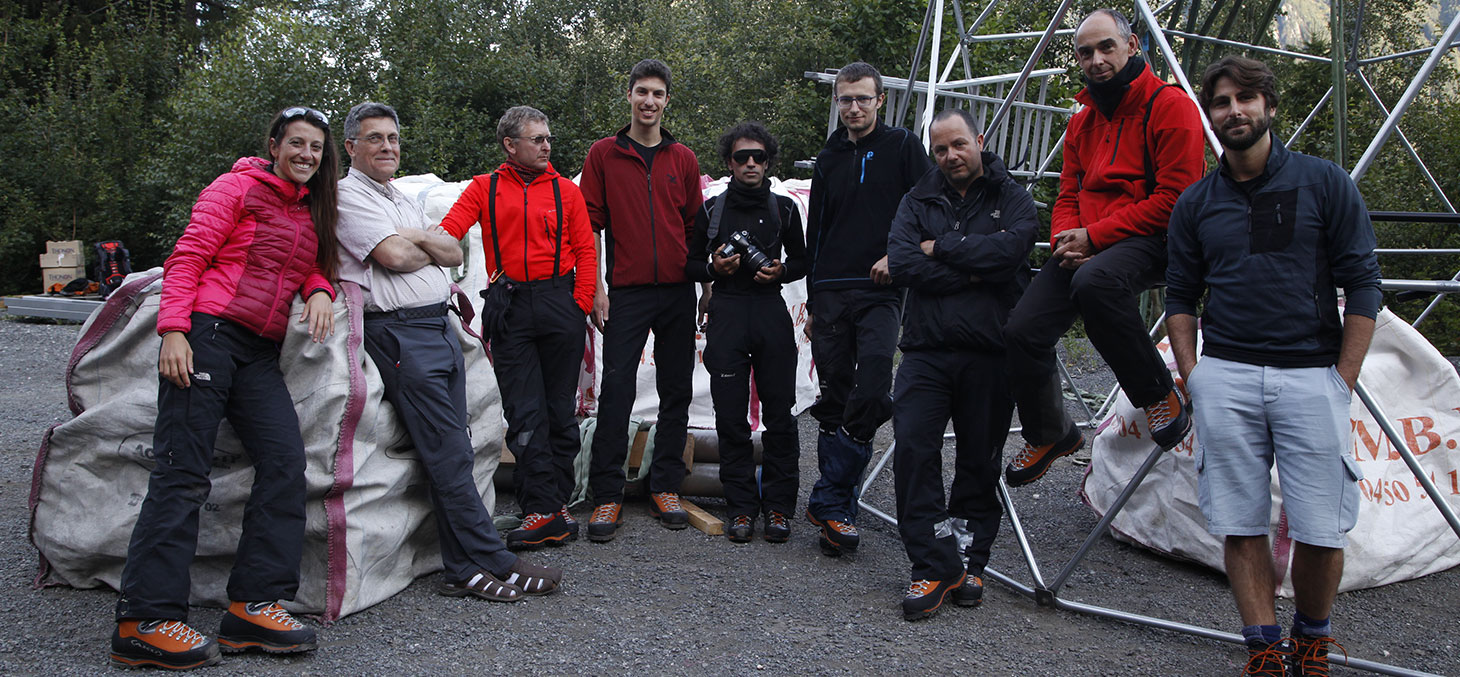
[963,29,1075,43]
[1359,41,1460,65]
[1056,351,1098,422]
[1133,0,1223,155]
[860,502,898,528]
[1353,382,1460,539]
[1379,279,1460,292]
[919,0,947,146]
[1049,445,1167,593]
[1352,11,1460,182]
[1054,597,1243,642]
[1056,598,1442,675]
[999,478,1049,588]
[1354,71,1457,212]
[1411,270,1460,327]
[982,566,1036,597]
[1161,28,1330,62]
[985,0,1078,138]
[859,441,897,500]
[1287,87,1332,148]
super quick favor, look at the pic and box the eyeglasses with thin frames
[349,133,400,146]
[512,135,556,145]
[835,95,880,109]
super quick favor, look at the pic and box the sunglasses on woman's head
[281,107,330,129]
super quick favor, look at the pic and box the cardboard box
[40,240,85,270]
[42,266,88,290]
[39,251,85,268]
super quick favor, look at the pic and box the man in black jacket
[804,62,934,556]
[686,122,807,544]
[887,109,1037,621]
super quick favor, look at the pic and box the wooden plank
[680,498,722,536]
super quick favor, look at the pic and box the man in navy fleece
[1165,55,1381,677]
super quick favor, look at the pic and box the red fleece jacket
[439,163,598,313]
[1053,65,1206,250]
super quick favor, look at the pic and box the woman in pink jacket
[110,107,339,671]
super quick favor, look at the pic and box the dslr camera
[722,230,773,273]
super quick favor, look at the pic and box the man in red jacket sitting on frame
[1002,8,1207,487]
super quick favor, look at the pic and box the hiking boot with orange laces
[727,515,753,543]
[559,505,580,542]
[111,619,222,670]
[587,502,623,543]
[806,509,859,556]
[1004,426,1083,487]
[763,511,790,543]
[1289,635,1344,676]
[216,601,317,654]
[901,572,966,621]
[506,511,572,550]
[1145,386,1192,450]
[649,492,689,530]
[1244,638,1294,677]
[952,574,984,607]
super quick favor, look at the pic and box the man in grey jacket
[1164,58,1381,676]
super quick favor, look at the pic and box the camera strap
[707,190,781,245]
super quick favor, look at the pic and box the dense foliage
[3,0,1457,347]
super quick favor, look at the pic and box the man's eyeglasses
[349,133,400,147]
[835,95,880,109]
[281,107,329,128]
[731,149,768,165]
[512,135,556,145]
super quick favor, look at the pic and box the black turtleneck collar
[1085,55,1146,118]
[724,178,771,210]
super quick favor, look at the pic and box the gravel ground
[1,317,1456,676]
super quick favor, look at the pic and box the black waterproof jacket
[806,121,933,301]
[887,153,1038,352]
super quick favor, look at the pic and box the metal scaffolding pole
[983,0,1077,138]
[1351,10,1460,183]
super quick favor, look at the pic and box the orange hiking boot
[649,492,689,530]
[901,572,967,621]
[952,574,984,607]
[1289,635,1345,676]
[587,502,624,542]
[806,509,859,556]
[111,619,221,670]
[216,601,317,654]
[763,511,791,543]
[1145,386,1192,451]
[1244,638,1294,677]
[1004,426,1083,487]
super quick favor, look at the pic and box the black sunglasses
[731,149,767,165]
[281,107,330,129]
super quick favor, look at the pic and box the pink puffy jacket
[158,157,335,342]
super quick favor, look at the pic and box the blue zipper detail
[860,151,874,183]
